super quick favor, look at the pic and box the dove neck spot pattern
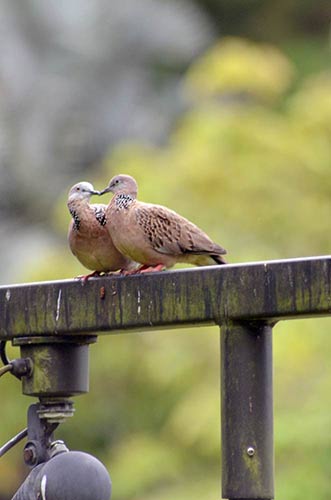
[94,206,107,226]
[115,193,134,210]
[69,208,80,230]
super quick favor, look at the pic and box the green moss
[242,448,262,483]
[22,347,53,395]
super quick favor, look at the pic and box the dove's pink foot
[120,264,166,275]
[119,268,137,276]
[76,270,103,283]
[139,264,166,273]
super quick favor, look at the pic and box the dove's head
[68,182,100,202]
[100,175,138,198]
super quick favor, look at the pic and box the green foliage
[185,37,295,102]
[2,37,331,499]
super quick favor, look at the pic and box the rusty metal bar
[0,256,331,339]
[221,322,274,500]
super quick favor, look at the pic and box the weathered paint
[0,256,331,339]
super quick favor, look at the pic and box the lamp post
[1,335,111,500]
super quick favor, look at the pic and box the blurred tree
[1,36,330,500]
[193,0,330,39]
[185,37,295,102]
[0,0,213,284]
[0,0,329,285]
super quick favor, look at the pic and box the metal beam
[1,256,331,339]
[221,322,274,499]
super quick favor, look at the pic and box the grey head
[99,175,138,198]
[68,182,100,202]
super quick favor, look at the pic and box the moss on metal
[0,256,331,340]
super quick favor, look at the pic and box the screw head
[247,446,255,457]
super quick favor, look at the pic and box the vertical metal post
[220,322,274,500]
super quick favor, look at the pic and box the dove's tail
[212,254,227,265]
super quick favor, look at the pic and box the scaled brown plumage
[99,175,227,272]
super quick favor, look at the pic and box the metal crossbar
[1,256,331,338]
[1,255,331,500]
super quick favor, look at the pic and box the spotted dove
[67,181,136,277]
[99,175,227,272]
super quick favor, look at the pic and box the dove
[99,174,227,273]
[67,181,136,279]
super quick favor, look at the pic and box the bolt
[23,444,37,465]
[247,446,255,457]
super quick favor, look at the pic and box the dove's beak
[99,186,112,195]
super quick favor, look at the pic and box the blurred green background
[0,1,331,499]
